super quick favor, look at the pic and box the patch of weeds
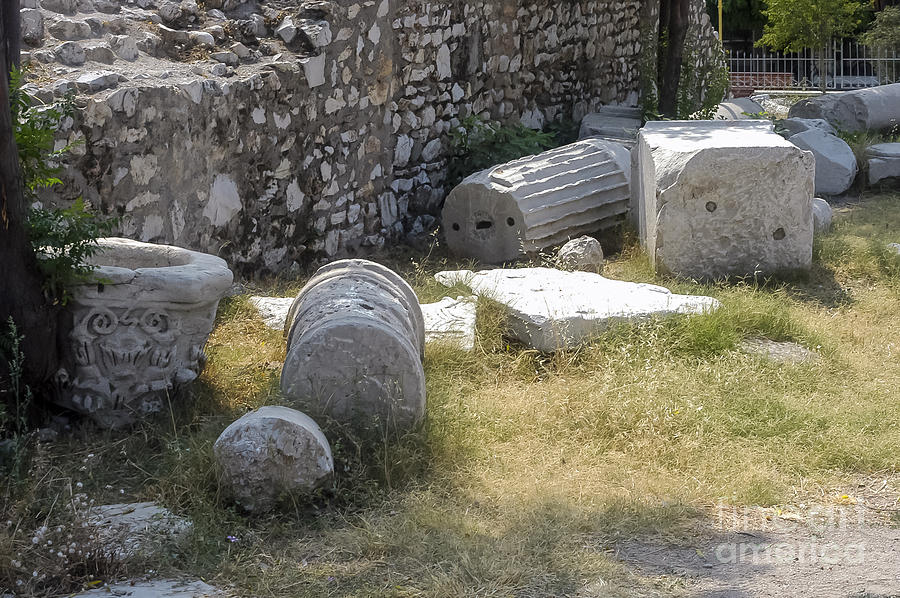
[447,115,557,189]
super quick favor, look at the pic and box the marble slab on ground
[250,295,477,349]
[420,296,477,350]
[91,501,191,558]
[69,579,221,597]
[435,268,720,352]
[249,296,295,331]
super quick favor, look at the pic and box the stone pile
[214,406,334,513]
[788,83,900,133]
[281,260,426,432]
[436,268,720,352]
[442,139,630,263]
[634,120,814,280]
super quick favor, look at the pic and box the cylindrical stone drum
[442,138,631,264]
[280,260,426,433]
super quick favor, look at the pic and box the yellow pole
[718,0,724,40]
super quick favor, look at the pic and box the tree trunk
[659,0,691,117]
[818,45,827,94]
[0,0,60,386]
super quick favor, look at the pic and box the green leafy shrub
[862,6,900,52]
[446,115,557,189]
[9,67,115,304]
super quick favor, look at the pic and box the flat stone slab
[435,268,720,352]
[420,296,477,350]
[249,296,294,330]
[90,501,191,558]
[740,338,819,364]
[69,579,221,597]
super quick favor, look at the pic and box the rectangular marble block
[634,120,815,279]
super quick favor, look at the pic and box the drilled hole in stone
[475,220,493,230]
[452,223,460,231]
[773,227,786,240]
[506,217,515,226]
[706,201,717,213]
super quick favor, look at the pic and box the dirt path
[613,491,900,597]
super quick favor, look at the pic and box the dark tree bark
[1,0,60,385]
[658,0,691,118]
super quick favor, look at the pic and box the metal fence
[727,40,900,96]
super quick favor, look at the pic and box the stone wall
[29,0,707,274]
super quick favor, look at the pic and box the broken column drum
[442,139,631,264]
[281,260,426,433]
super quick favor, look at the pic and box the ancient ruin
[55,237,233,428]
[436,268,720,352]
[23,0,723,272]
[634,121,815,279]
[281,259,426,432]
[214,406,334,513]
[442,139,630,263]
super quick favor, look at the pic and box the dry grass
[3,192,900,597]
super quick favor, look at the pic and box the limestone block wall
[32,0,708,274]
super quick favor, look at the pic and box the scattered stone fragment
[83,42,115,64]
[69,579,221,598]
[189,30,215,47]
[214,406,333,513]
[889,243,900,256]
[211,50,238,66]
[276,17,297,43]
[578,105,642,147]
[866,143,900,185]
[788,128,857,196]
[555,235,604,272]
[421,296,477,350]
[90,502,191,558]
[779,117,837,138]
[54,40,85,65]
[48,18,92,41]
[75,70,119,92]
[436,268,720,352]
[635,121,814,279]
[811,198,832,235]
[281,260,426,432]
[110,34,139,60]
[230,41,250,59]
[443,139,630,263]
[249,296,293,330]
[92,0,120,13]
[41,0,77,15]
[20,8,44,44]
[740,338,818,364]
[714,97,764,120]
